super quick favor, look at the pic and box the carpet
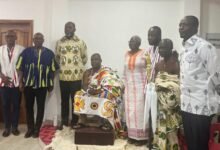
[39,125,56,145]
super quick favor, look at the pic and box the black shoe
[2,129,10,137]
[12,128,20,136]
[56,125,63,130]
[32,130,39,138]
[24,130,34,138]
[134,140,147,146]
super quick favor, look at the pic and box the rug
[39,125,56,145]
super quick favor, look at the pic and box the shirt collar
[183,34,198,47]
[61,35,79,42]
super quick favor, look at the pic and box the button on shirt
[180,35,220,116]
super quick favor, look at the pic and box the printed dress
[124,49,148,140]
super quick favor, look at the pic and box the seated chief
[73,53,125,137]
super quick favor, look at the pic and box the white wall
[0,0,51,46]
[0,0,61,122]
[69,0,184,76]
[201,0,220,37]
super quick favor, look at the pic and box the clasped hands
[0,73,13,86]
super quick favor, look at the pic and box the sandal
[71,123,86,129]
[99,124,112,131]
[118,130,128,139]
[134,140,147,146]
[127,138,136,144]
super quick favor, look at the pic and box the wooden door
[0,20,33,123]
[0,20,33,46]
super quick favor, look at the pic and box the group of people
[0,15,220,150]
[123,15,220,150]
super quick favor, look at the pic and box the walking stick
[148,110,152,150]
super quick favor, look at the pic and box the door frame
[0,19,33,47]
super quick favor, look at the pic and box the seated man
[73,53,125,137]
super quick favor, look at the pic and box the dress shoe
[2,129,10,137]
[134,140,147,146]
[24,130,34,138]
[12,128,20,136]
[127,138,136,144]
[56,125,63,130]
[32,130,39,138]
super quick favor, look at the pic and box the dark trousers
[24,87,47,132]
[60,80,81,126]
[181,111,212,150]
[0,87,21,129]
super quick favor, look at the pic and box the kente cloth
[124,49,148,140]
[144,46,161,135]
[153,72,182,150]
[74,92,115,125]
[89,66,124,99]
[74,67,124,137]
[147,46,161,81]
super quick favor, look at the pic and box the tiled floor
[0,124,42,150]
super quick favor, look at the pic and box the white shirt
[0,44,24,87]
[180,35,220,116]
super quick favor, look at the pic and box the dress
[124,49,148,140]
